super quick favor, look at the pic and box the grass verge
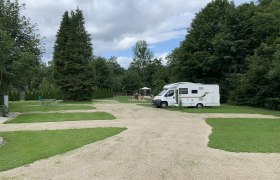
[96,96,151,104]
[59,101,92,104]
[0,128,126,172]
[5,112,116,123]
[9,101,95,113]
[206,118,280,152]
[137,103,153,107]
[166,104,280,117]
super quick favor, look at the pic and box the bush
[0,105,8,117]
[25,90,61,101]
[265,98,280,110]
[8,91,20,101]
[25,91,39,100]
[92,88,113,99]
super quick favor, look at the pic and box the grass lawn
[0,128,126,172]
[206,118,280,153]
[137,103,153,107]
[59,101,92,104]
[165,104,280,117]
[9,101,95,113]
[5,112,116,123]
[97,96,151,104]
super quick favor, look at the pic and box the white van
[152,82,220,108]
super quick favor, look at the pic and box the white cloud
[117,51,170,69]
[19,0,212,64]
[117,56,133,69]
[19,0,253,68]
[155,52,170,65]
[18,0,251,67]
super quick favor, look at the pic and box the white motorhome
[152,82,220,108]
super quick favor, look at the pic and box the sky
[19,0,253,68]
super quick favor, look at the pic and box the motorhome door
[164,89,176,106]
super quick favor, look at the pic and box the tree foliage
[168,0,280,109]
[91,56,113,89]
[126,40,169,94]
[53,9,93,100]
[130,40,153,70]
[2,0,279,109]
[0,0,43,92]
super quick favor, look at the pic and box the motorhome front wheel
[161,102,168,108]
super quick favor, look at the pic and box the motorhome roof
[163,82,217,89]
[164,82,194,89]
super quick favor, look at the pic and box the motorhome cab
[152,82,220,108]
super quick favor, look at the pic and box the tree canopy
[0,0,43,92]
[168,0,280,109]
[53,9,93,100]
[1,0,279,110]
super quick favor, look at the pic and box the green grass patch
[206,118,280,153]
[137,103,153,107]
[167,104,280,116]
[5,112,116,123]
[9,101,95,113]
[0,128,126,172]
[59,101,92,104]
[99,96,151,104]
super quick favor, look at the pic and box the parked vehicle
[152,82,220,108]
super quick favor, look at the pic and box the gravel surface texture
[0,101,279,180]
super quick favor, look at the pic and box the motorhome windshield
[158,90,167,96]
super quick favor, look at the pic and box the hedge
[92,88,113,99]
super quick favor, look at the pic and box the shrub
[265,98,280,110]
[0,105,8,117]
[8,91,20,101]
[92,88,113,99]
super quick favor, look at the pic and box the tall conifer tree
[53,9,93,100]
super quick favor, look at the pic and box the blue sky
[19,0,254,68]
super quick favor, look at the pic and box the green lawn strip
[5,112,116,123]
[167,104,280,117]
[137,103,153,107]
[99,96,151,104]
[9,101,95,113]
[0,128,126,172]
[59,101,92,104]
[206,118,280,153]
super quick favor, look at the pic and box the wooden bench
[41,99,57,105]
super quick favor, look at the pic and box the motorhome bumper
[152,99,162,107]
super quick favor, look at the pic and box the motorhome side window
[192,90,198,94]
[165,90,174,97]
[179,88,188,94]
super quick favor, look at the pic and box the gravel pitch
[0,102,279,180]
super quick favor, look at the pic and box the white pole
[4,95,8,109]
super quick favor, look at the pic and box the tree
[168,0,255,101]
[107,56,125,76]
[106,57,125,93]
[167,0,280,109]
[151,59,170,95]
[0,30,13,91]
[0,0,43,92]
[129,40,153,85]
[130,40,153,70]
[122,70,142,94]
[91,56,113,89]
[53,9,94,100]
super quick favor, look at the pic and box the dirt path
[0,102,280,179]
